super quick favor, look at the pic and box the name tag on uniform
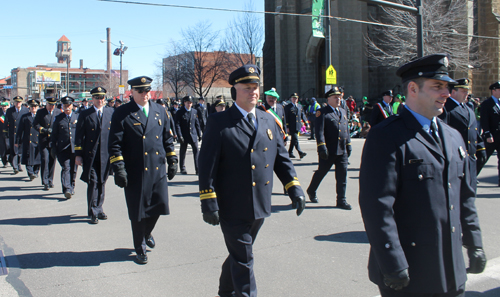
[133,123,141,126]
[409,159,423,164]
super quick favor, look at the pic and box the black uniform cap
[214,99,226,107]
[156,99,166,105]
[45,97,58,104]
[90,86,107,96]
[381,90,393,97]
[454,78,470,89]
[61,96,74,105]
[182,96,193,103]
[27,99,40,106]
[228,64,261,85]
[489,81,500,90]
[396,53,456,83]
[13,96,23,102]
[128,76,153,88]
[325,87,342,97]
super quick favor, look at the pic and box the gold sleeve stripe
[477,148,485,151]
[166,152,176,157]
[200,192,217,200]
[110,156,124,163]
[347,143,351,146]
[74,147,82,150]
[285,180,301,191]
[317,142,326,147]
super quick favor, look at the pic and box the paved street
[1,136,500,296]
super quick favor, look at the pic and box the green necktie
[143,107,148,118]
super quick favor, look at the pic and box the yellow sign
[36,71,61,84]
[326,65,337,85]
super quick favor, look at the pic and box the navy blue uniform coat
[315,106,351,155]
[359,108,483,294]
[6,106,29,155]
[198,105,304,220]
[75,107,113,183]
[16,113,41,165]
[51,112,78,154]
[439,98,484,187]
[369,102,393,127]
[108,100,177,222]
[175,107,201,143]
[284,103,307,133]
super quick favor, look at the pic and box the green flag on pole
[312,0,325,38]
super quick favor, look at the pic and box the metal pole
[66,59,69,95]
[120,49,123,86]
[416,0,423,57]
[326,0,332,67]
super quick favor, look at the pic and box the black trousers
[308,116,316,139]
[1,150,8,166]
[288,132,303,155]
[87,171,106,217]
[130,215,159,256]
[307,152,348,201]
[379,283,465,297]
[9,143,22,171]
[179,140,199,173]
[57,149,76,193]
[218,218,265,297]
[26,165,40,177]
[40,146,56,186]
[482,141,500,182]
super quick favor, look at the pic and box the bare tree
[365,0,486,72]
[223,0,263,68]
[181,22,229,98]
[97,73,120,98]
[161,41,190,100]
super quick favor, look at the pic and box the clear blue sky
[0,0,264,81]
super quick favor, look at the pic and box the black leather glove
[178,136,184,145]
[347,145,352,158]
[291,196,306,216]
[50,147,57,159]
[319,150,329,160]
[203,211,219,226]
[113,163,128,188]
[467,247,487,274]
[483,131,492,140]
[167,161,178,180]
[40,127,48,135]
[383,269,410,291]
[198,136,202,142]
[476,150,487,168]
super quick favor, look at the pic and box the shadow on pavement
[0,192,67,201]
[0,214,89,226]
[168,180,199,186]
[5,248,135,269]
[172,192,199,198]
[467,287,500,296]
[477,193,500,199]
[315,231,369,244]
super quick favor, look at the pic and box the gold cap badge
[141,77,146,83]
[249,67,255,73]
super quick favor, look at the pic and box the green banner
[312,0,325,38]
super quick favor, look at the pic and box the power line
[97,0,500,41]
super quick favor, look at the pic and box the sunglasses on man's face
[93,95,105,100]
[136,87,152,94]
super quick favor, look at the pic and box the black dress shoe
[64,191,72,199]
[90,215,99,224]
[135,254,148,264]
[307,191,318,203]
[146,235,155,249]
[336,201,352,210]
[43,184,49,191]
[299,152,307,159]
[29,174,36,181]
[97,213,108,220]
[289,154,296,159]
[181,169,188,175]
[18,168,23,172]
[13,169,19,175]
[49,184,54,188]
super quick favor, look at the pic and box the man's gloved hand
[167,159,178,180]
[291,196,306,216]
[476,150,487,169]
[347,145,352,158]
[40,127,48,135]
[383,269,410,291]
[178,137,184,145]
[114,163,128,188]
[203,211,219,226]
[319,150,329,160]
[467,247,487,274]
[198,136,202,142]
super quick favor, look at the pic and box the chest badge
[267,129,273,140]
[458,146,466,159]
[159,119,162,126]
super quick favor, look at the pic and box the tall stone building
[264,0,500,100]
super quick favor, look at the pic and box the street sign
[2,85,13,89]
[326,65,337,85]
[119,85,125,95]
